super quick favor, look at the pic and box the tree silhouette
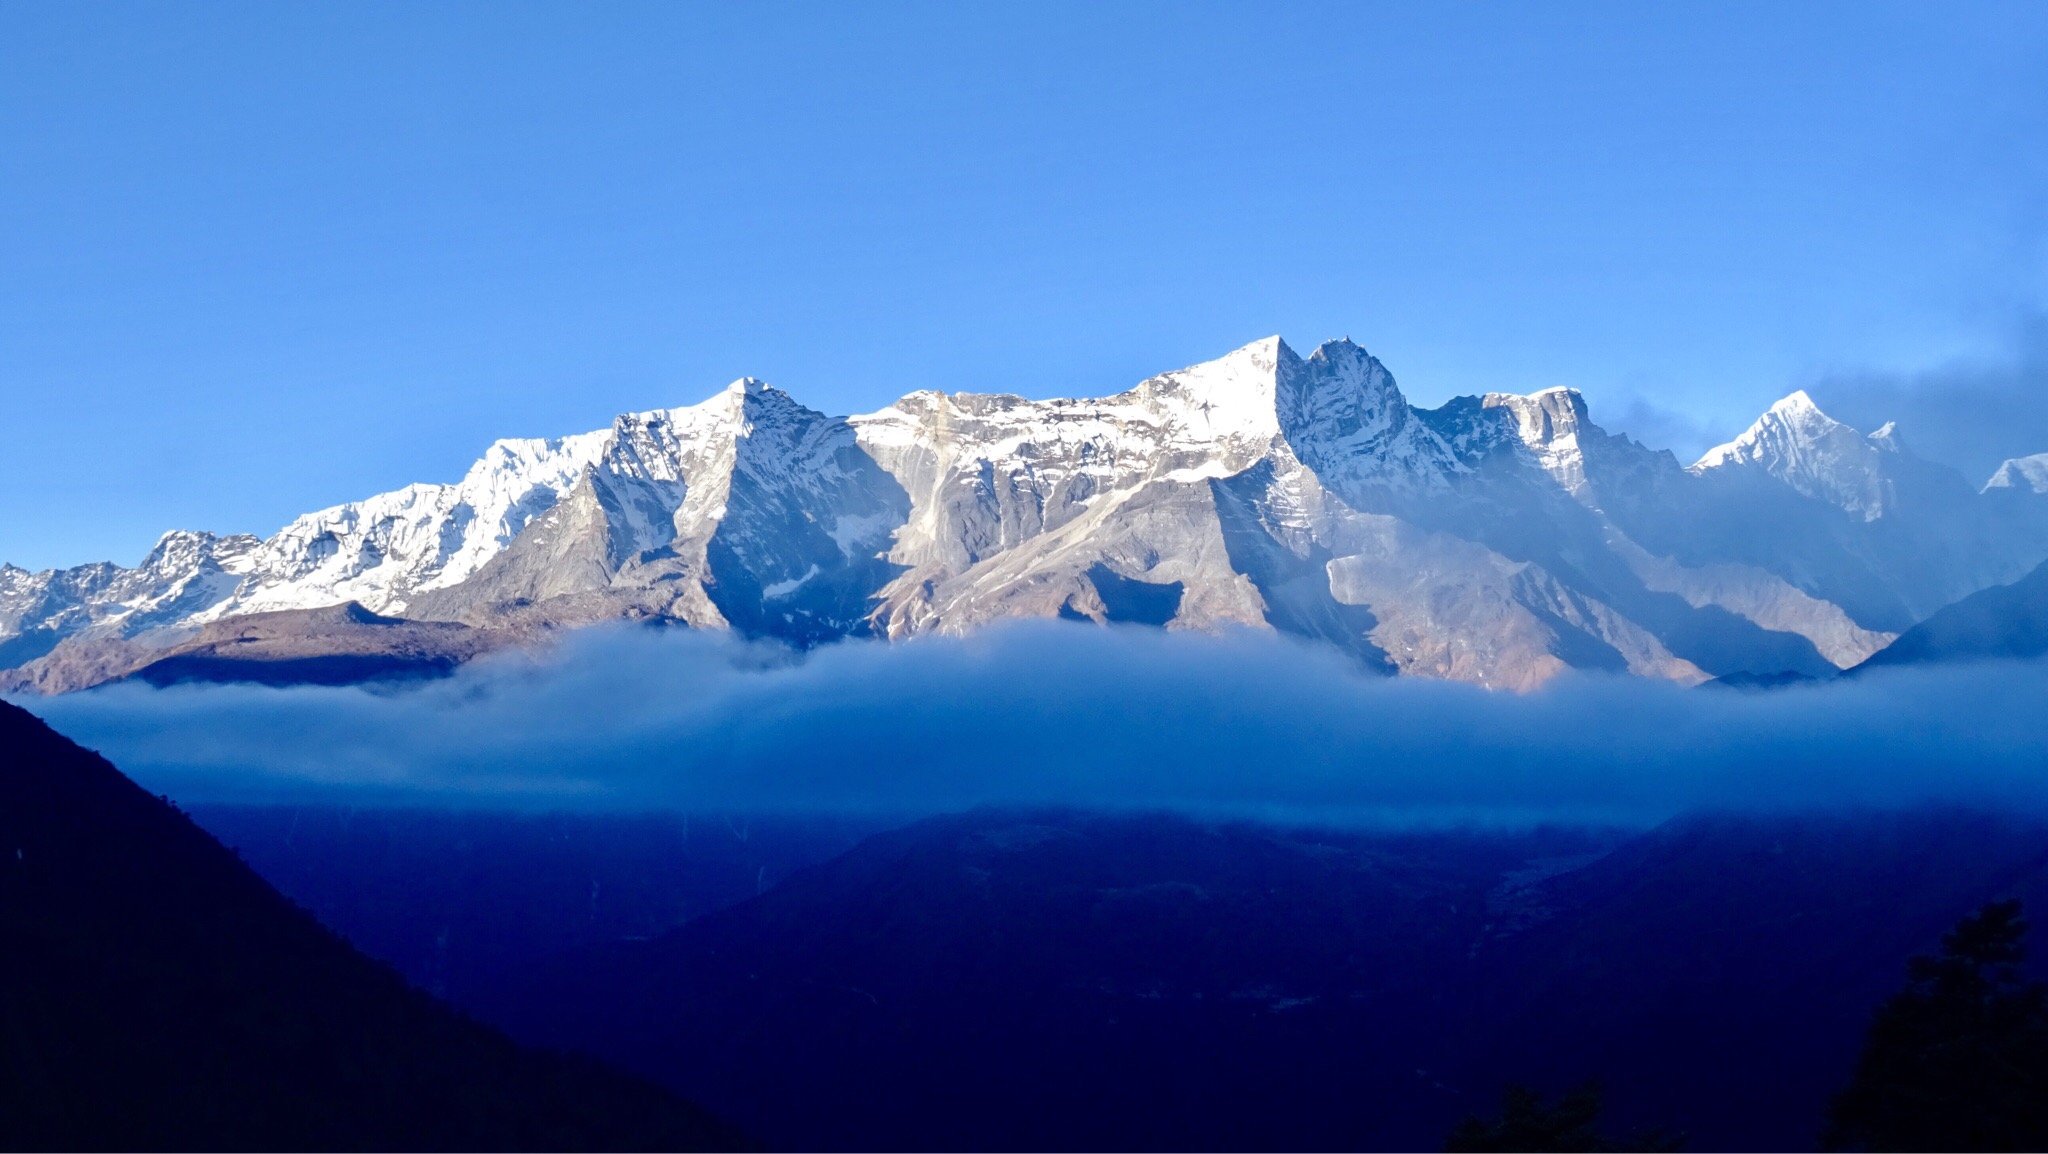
[1445,1082,1682,1152]
[1826,899,2048,1151]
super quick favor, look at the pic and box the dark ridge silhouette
[0,698,746,1151]
[131,649,464,687]
[1855,558,2048,672]
[478,807,2048,1152]
[1701,668,1826,691]
[1444,1082,1683,1152]
[188,805,891,1007]
[488,810,1623,1151]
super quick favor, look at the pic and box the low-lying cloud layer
[24,622,2048,824]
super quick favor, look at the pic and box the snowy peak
[1867,421,1906,453]
[1773,387,1824,418]
[705,376,815,426]
[138,530,260,578]
[1410,386,1644,504]
[1693,390,1842,469]
[1131,335,1290,445]
[8,332,2048,695]
[1283,339,1407,426]
[188,381,860,622]
[1486,387,1591,449]
[1483,388,1597,493]
[1273,338,1462,499]
[1985,453,2048,495]
[1692,390,1898,520]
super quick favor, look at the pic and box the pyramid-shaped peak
[1759,389,1863,434]
[1147,336,1290,390]
[1206,334,1295,373]
[1687,387,1908,518]
[1694,388,1862,471]
[628,375,818,431]
[694,376,798,415]
[1128,337,1300,443]
[1985,452,2048,494]
[720,376,811,413]
[1772,388,1822,415]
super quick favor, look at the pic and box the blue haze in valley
[32,624,2048,824]
[4,2,2048,569]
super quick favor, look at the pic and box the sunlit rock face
[7,336,2045,692]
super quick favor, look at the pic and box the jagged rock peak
[1303,336,1386,368]
[709,376,815,415]
[1298,337,1404,393]
[1280,336,1412,424]
[1772,388,1825,417]
[1482,387,1591,446]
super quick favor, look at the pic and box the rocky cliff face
[7,336,2043,692]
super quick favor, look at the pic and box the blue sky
[4,1,2046,570]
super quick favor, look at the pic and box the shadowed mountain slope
[0,699,745,1151]
[0,601,508,694]
[482,807,2048,1152]
[1855,557,2048,672]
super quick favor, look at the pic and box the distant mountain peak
[1985,453,2048,495]
[1692,390,1905,520]
[1772,388,1823,416]
[1694,390,1853,468]
[712,376,812,417]
[5,334,2045,693]
[1129,336,1292,446]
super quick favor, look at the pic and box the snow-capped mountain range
[6,336,2046,691]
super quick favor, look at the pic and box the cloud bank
[23,622,2048,825]
[1817,313,2048,482]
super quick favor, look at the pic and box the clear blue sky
[4,1,2046,570]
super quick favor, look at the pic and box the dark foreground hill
[479,807,2048,1152]
[0,699,744,1151]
